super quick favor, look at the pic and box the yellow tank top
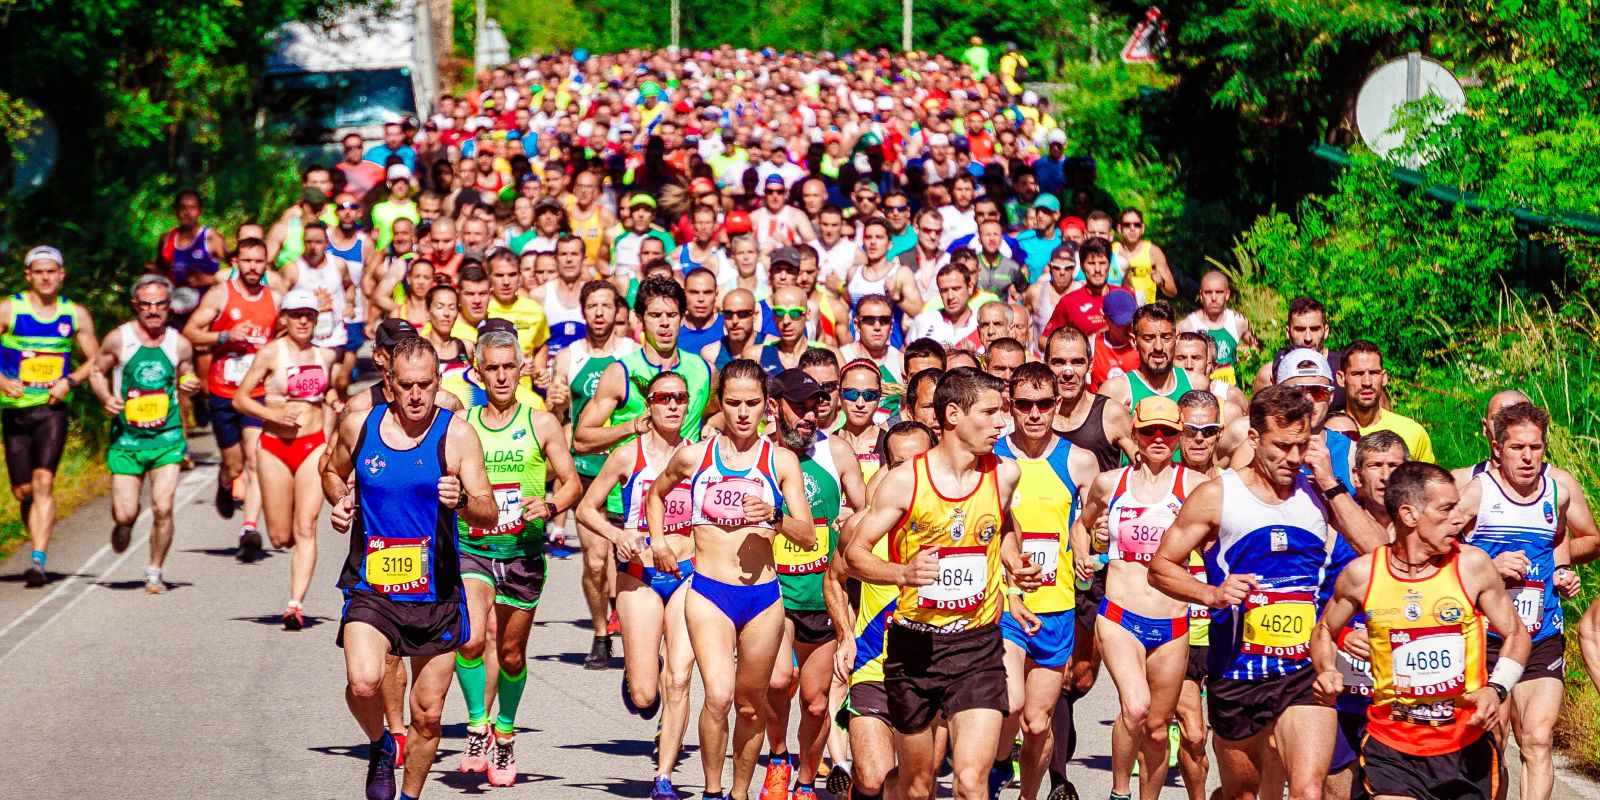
[1116,240,1156,305]
[997,436,1077,615]
[891,453,1006,631]
[1365,546,1488,756]
[566,200,606,264]
[1187,551,1210,646]
[851,534,897,685]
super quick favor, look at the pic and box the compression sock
[493,666,527,736]
[454,653,489,726]
[30,550,45,568]
[400,794,419,800]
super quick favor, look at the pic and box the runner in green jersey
[573,276,714,669]
[87,275,199,593]
[450,329,581,788]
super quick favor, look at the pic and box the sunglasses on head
[650,391,689,405]
[722,308,756,320]
[1184,422,1224,437]
[1135,424,1181,438]
[1011,397,1058,413]
[771,306,806,320]
[841,388,881,403]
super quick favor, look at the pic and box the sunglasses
[856,314,892,327]
[771,306,806,320]
[1184,422,1224,437]
[722,308,756,320]
[841,388,881,403]
[1011,397,1058,413]
[1299,384,1334,402]
[884,204,909,212]
[766,188,788,195]
[921,227,943,236]
[338,202,362,210]
[816,381,840,394]
[650,391,689,405]
[1119,221,1144,229]
[134,299,170,310]
[1135,425,1181,438]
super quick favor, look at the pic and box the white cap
[281,289,319,313]
[386,164,413,181]
[1047,129,1067,145]
[928,133,950,147]
[1022,90,1039,105]
[874,96,894,112]
[1275,347,1334,384]
[24,245,62,267]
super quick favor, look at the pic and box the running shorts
[1331,710,1369,774]
[459,550,548,611]
[835,680,893,729]
[787,608,835,646]
[338,592,469,657]
[343,321,367,354]
[1207,666,1319,741]
[3,404,69,485]
[1362,731,1500,800]
[1185,644,1209,683]
[1486,630,1565,681]
[884,623,1008,735]
[107,440,186,476]
[1001,609,1075,668]
[207,394,262,450]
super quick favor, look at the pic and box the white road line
[0,467,216,665]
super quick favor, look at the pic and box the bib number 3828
[917,546,988,612]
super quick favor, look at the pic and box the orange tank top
[207,279,278,399]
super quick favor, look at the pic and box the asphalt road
[1,428,1595,799]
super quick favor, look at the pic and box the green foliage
[456,0,592,59]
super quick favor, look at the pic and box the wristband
[217,331,230,345]
[1005,587,1025,598]
[1322,482,1350,501]
[1335,627,1352,650]
[1488,657,1524,697]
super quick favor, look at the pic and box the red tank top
[1089,332,1140,394]
[207,279,278,398]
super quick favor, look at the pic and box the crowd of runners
[6,43,1600,800]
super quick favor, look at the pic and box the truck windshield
[263,68,415,143]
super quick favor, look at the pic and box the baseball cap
[375,318,419,348]
[281,288,319,313]
[24,245,62,267]
[628,193,657,209]
[772,136,789,149]
[689,177,717,195]
[1032,194,1061,213]
[477,317,518,338]
[763,173,787,188]
[1103,290,1137,327]
[1275,347,1335,384]
[1047,129,1067,145]
[769,368,827,404]
[534,196,564,213]
[1132,396,1182,429]
[1060,215,1086,233]
[517,171,541,186]
[769,246,802,270]
[1022,90,1039,105]
[639,81,662,99]
[724,209,753,234]
[951,135,970,152]
[386,164,413,181]
[300,187,328,206]
[928,133,950,147]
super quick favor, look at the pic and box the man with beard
[1338,339,1435,463]
[1098,301,1209,416]
[1252,296,1346,411]
[760,367,868,799]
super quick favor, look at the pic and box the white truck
[263,0,438,163]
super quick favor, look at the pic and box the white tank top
[1033,281,1066,338]
[290,256,349,349]
[688,436,782,529]
[112,323,182,397]
[537,281,583,327]
[1106,465,1191,564]
[846,261,901,308]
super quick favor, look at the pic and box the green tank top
[1127,368,1195,408]
[0,293,77,410]
[112,325,184,449]
[604,348,713,515]
[569,342,621,478]
[458,403,548,557]
[777,434,842,612]
[1207,328,1240,367]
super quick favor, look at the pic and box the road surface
[1,430,1594,799]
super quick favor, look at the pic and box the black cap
[769,368,827,404]
[769,246,802,270]
[533,195,563,212]
[375,318,418,348]
[476,317,518,338]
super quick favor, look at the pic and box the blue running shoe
[365,732,398,800]
[651,775,678,800]
[986,760,1012,800]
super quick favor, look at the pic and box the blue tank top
[327,231,366,265]
[169,227,221,284]
[340,407,462,603]
[688,436,782,529]
[1466,467,1562,642]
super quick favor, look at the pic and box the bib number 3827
[917,546,988,612]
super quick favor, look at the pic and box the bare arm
[1555,467,1598,565]
[323,410,365,503]
[832,437,868,510]
[1150,244,1177,298]
[1311,554,1371,698]
[65,307,101,388]
[841,462,923,586]
[645,444,703,574]
[1149,479,1230,606]
[772,448,815,548]
[86,327,123,412]
[445,416,499,529]
[1101,399,1137,465]
[573,362,649,454]
[182,289,228,346]
[577,446,635,548]
[533,412,583,517]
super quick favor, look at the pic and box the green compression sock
[454,653,489,727]
[494,666,528,736]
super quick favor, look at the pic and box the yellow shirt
[850,535,897,686]
[891,453,1006,631]
[439,367,547,411]
[996,435,1076,615]
[1358,408,1435,464]
[487,295,551,356]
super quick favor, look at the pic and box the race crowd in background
[6,43,1600,800]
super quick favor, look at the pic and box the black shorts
[1487,631,1566,681]
[1331,710,1369,774]
[2,404,68,486]
[1185,644,1209,683]
[1362,732,1501,800]
[835,680,893,730]
[1207,666,1319,741]
[207,394,262,450]
[459,550,548,611]
[1074,568,1106,627]
[787,608,835,646]
[884,623,1008,734]
[338,591,469,657]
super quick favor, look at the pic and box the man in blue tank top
[324,336,499,800]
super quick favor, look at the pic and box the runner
[279,222,355,390]
[1337,340,1435,463]
[85,275,199,592]
[576,371,697,800]
[449,329,580,788]
[1250,297,1346,411]
[1147,385,1386,800]
[837,295,905,420]
[183,237,279,559]
[744,286,835,375]
[1176,271,1257,387]
[678,268,724,356]
[834,360,887,469]
[1450,389,1531,487]
[1171,332,1248,421]
[232,289,338,630]
[700,288,762,372]
[327,192,373,381]
[564,170,615,270]
[484,249,551,385]
[156,189,226,290]
[992,362,1101,800]
[751,174,817,253]
[324,335,498,800]
[531,236,588,357]
[1174,390,1222,800]
[420,285,471,377]
[1312,460,1531,800]
[3,246,100,587]
[842,367,1042,800]
[1112,209,1175,305]
[1099,303,1210,427]
[575,276,715,670]
[1074,397,1205,800]
[644,359,815,800]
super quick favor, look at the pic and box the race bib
[221,354,254,387]
[124,388,170,428]
[314,311,336,341]
[700,476,765,525]
[661,482,693,534]
[1337,648,1374,700]
[918,545,988,612]
[1507,580,1544,635]
[1241,590,1315,659]
[1391,624,1467,699]
[285,364,327,400]
[1021,532,1060,587]
[470,483,524,538]
[1115,506,1170,563]
[364,536,429,595]
[18,352,65,387]
[775,519,831,575]
[1188,561,1210,621]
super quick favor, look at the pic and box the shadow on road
[96,579,194,592]
[183,546,276,561]
[230,613,330,629]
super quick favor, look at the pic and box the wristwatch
[453,490,469,510]
[1490,682,1510,702]
[1322,483,1350,501]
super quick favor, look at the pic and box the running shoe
[237,525,262,563]
[145,567,165,595]
[23,553,45,588]
[1111,792,1133,800]
[759,753,792,799]
[392,731,406,768]
[1047,778,1081,800]
[824,761,852,798]
[487,736,517,787]
[546,534,575,560]
[585,636,611,670]
[791,785,816,800]
[215,479,237,519]
[622,673,662,720]
[1168,720,1180,768]
[607,608,622,635]
[650,775,678,800]
[282,604,305,631]
[365,733,398,800]
[652,717,662,761]
[459,726,491,773]
[111,523,132,554]
[986,760,1012,799]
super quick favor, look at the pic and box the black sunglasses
[1011,397,1058,413]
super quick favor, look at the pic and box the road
[1,429,1595,799]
